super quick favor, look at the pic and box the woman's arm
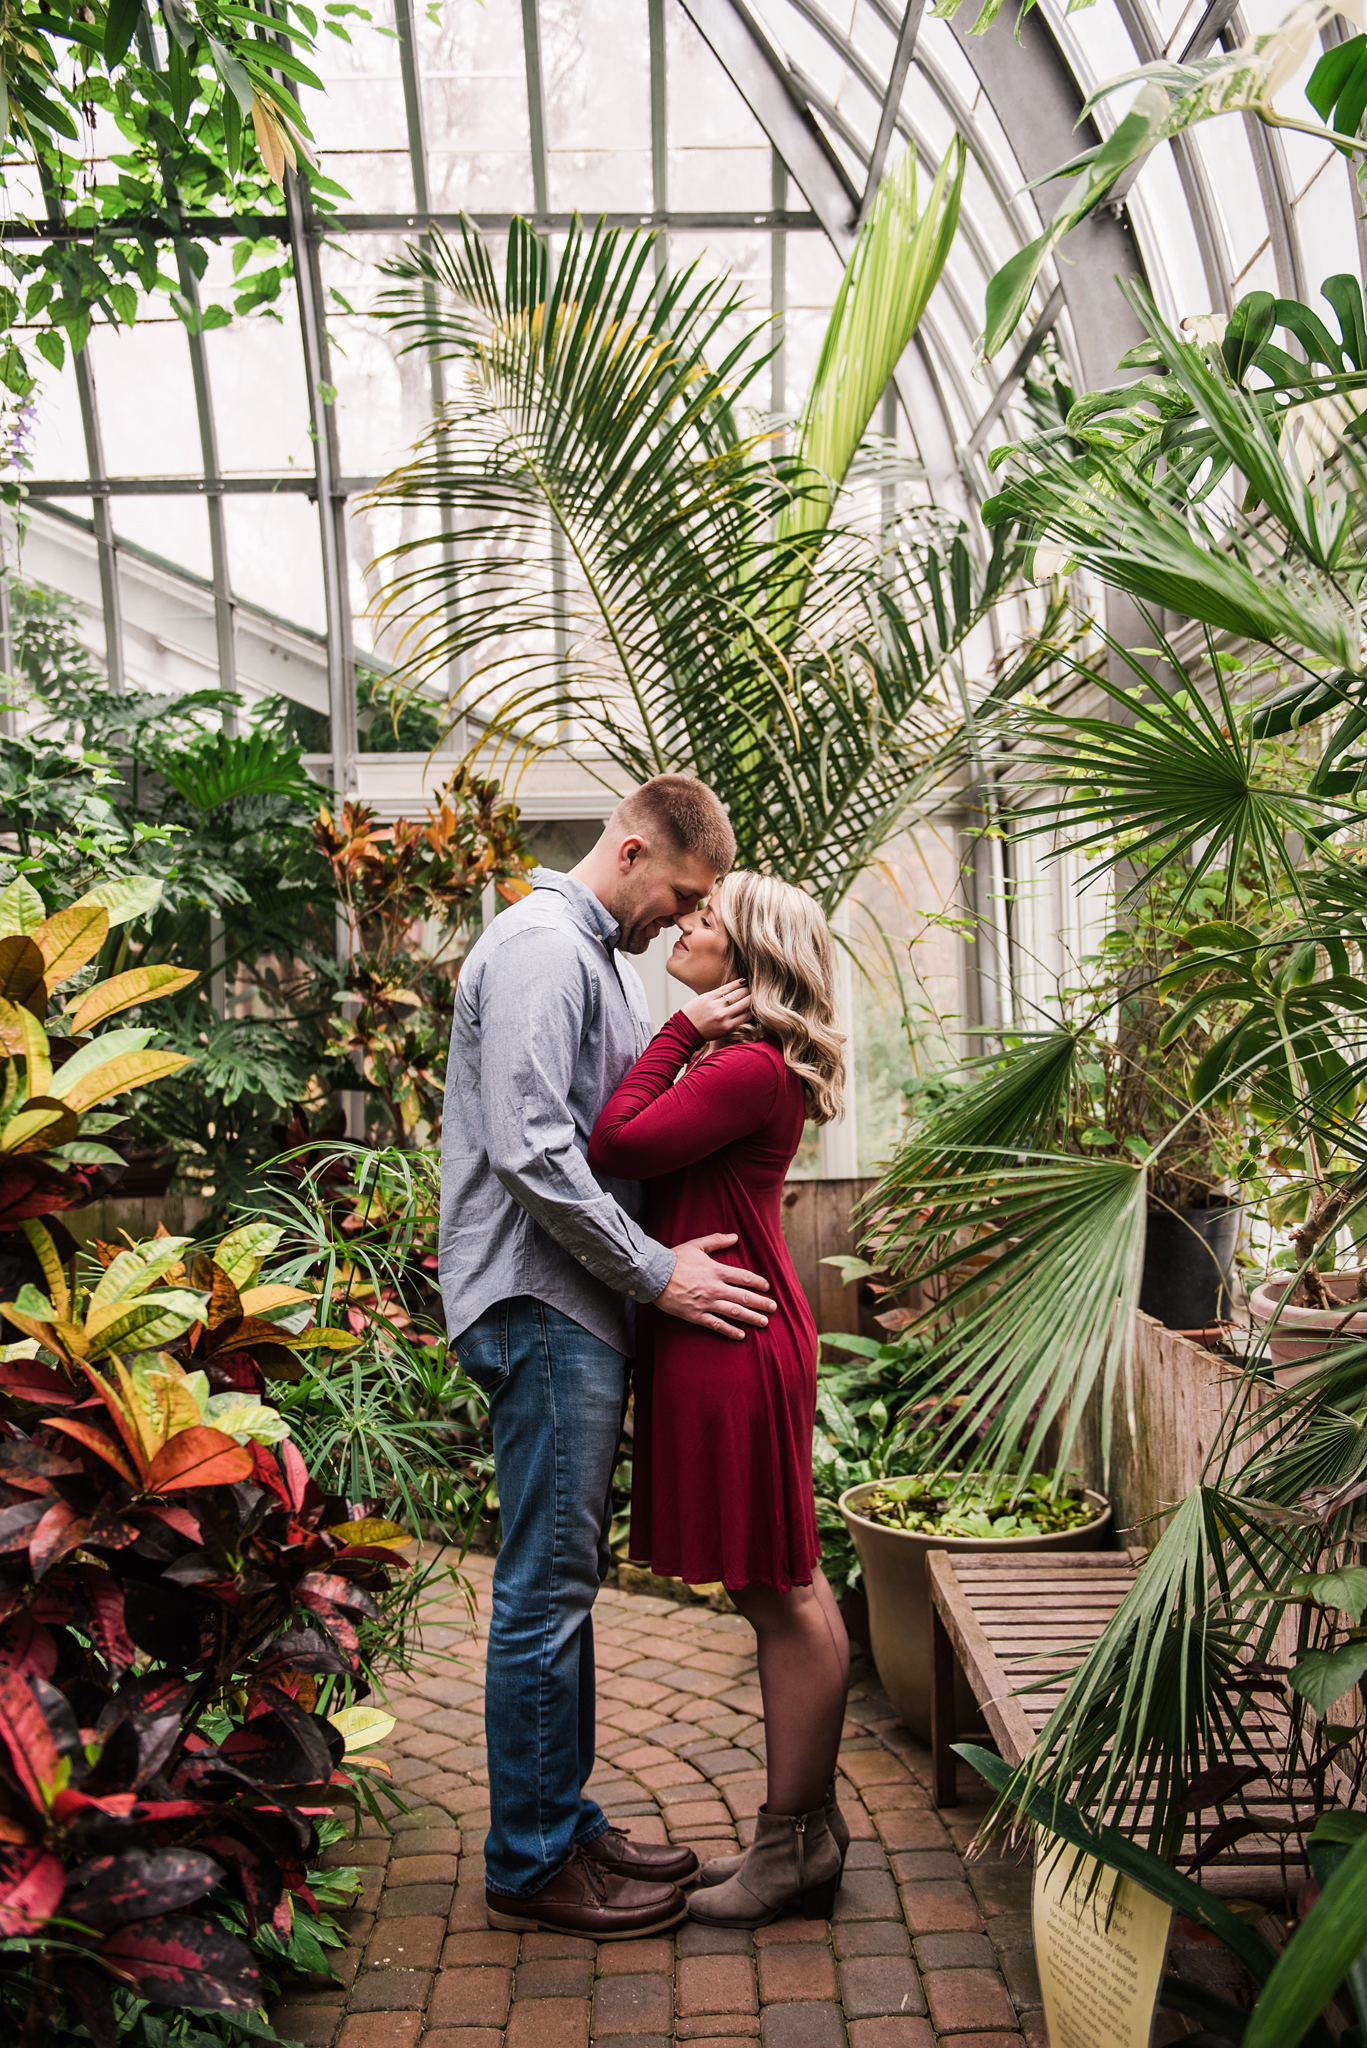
[588,1012,781,1179]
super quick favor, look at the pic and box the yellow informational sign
[1032,1832,1173,2048]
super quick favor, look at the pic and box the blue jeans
[453,1295,628,1897]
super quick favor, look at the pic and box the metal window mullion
[1109,0,1232,313]
[394,0,465,747]
[39,161,127,691]
[858,0,925,225]
[521,0,568,717]
[284,174,358,797]
[1224,11,1305,303]
[771,153,787,426]
[73,350,126,695]
[649,0,668,282]
[136,20,237,721]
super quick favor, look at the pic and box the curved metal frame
[16,0,1341,805]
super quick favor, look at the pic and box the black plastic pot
[1138,1199,1241,1329]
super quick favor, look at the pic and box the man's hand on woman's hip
[654,1234,774,1338]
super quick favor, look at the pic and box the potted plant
[837,1472,1110,1740]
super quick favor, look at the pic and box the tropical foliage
[362,145,1074,912]
[857,262,1367,2038]
[0,0,361,460]
[0,1216,411,2046]
[934,0,1367,359]
[315,773,530,1147]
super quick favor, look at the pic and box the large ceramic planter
[1248,1270,1367,1382]
[838,1481,1112,1741]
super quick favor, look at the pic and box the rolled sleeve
[476,934,676,1302]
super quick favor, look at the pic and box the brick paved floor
[272,1551,1047,2048]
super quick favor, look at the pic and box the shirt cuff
[638,1241,677,1303]
[664,1011,704,1052]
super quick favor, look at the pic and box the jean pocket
[454,1330,508,1398]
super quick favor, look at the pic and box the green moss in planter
[862,1472,1097,1540]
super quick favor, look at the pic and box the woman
[587,872,851,1929]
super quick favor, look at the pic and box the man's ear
[617,834,648,873]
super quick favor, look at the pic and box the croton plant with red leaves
[0,1226,408,2046]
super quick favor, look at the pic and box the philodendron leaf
[1288,1641,1367,1713]
[1274,1566,1367,1620]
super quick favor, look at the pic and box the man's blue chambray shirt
[438,866,678,1356]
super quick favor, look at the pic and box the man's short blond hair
[610,774,735,877]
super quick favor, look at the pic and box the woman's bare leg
[730,1566,850,1815]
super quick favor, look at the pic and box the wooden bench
[927,1549,1333,1893]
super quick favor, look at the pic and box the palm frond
[1006,631,1326,909]
[772,140,966,603]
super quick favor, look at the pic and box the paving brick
[362,1915,445,1969]
[675,2024,761,2041]
[677,1952,758,2016]
[427,1963,513,2028]
[337,2015,423,2048]
[677,1920,755,1955]
[375,1882,453,1917]
[269,2001,344,2045]
[831,1868,899,1921]
[505,1992,591,2048]
[440,1929,519,1965]
[844,1841,889,1871]
[516,1954,594,1997]
[422,2034,503,2048]
[637,1758,706,1788]
[593,1971,675,2034]
[669,1800,734,1827]
[846,2022,935,2048]
[839,1955,925,2020]
[515,1930,591,1958]
[923,1968,1018,2034]
[754,1916,833,1945]
[757,1945,837,2001]
[832,1921,910,1959]
[937,2037,1024,2048]
[873,1811,952,1854]
[839,1750,915,1788]
[596,1936,677,1973]
[914,1932,994,1970]
[345,1967,432,2011]
[321,1836,389,1867]
[447,1883,489,1930]
[758,2001,847,2047]
[888,1851,965,1885]
[388,1825,461,1855]
[898,1882,982,1933]
[1020,2013,1049,2046]
[1001,1946,1042,2008]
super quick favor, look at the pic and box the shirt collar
[531,865,622,950]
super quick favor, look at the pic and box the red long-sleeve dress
[587,1010,821,1593]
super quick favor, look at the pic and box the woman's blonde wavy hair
[707,872,846,1126]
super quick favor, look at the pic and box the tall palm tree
[361,142,1068,911]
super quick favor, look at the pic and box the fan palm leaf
[363,197,1033,906]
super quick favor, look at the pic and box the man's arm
[477,930,676,1303]
[476,933,773,1335]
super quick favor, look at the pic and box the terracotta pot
[1248,1270,1367,1382]
[837,1480,1112,1741]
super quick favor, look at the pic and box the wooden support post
[931,1592,957,1808]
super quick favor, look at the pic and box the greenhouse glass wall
[5,0,1363,1167]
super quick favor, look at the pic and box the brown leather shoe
[585,1825,699,1886]
[485,1847,687,1940]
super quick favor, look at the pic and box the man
[441,774,775,1940]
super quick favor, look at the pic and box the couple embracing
[439,774,851,1941]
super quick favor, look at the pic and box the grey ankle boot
[687,1804,843,1929]
[699,1779,848,1889]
